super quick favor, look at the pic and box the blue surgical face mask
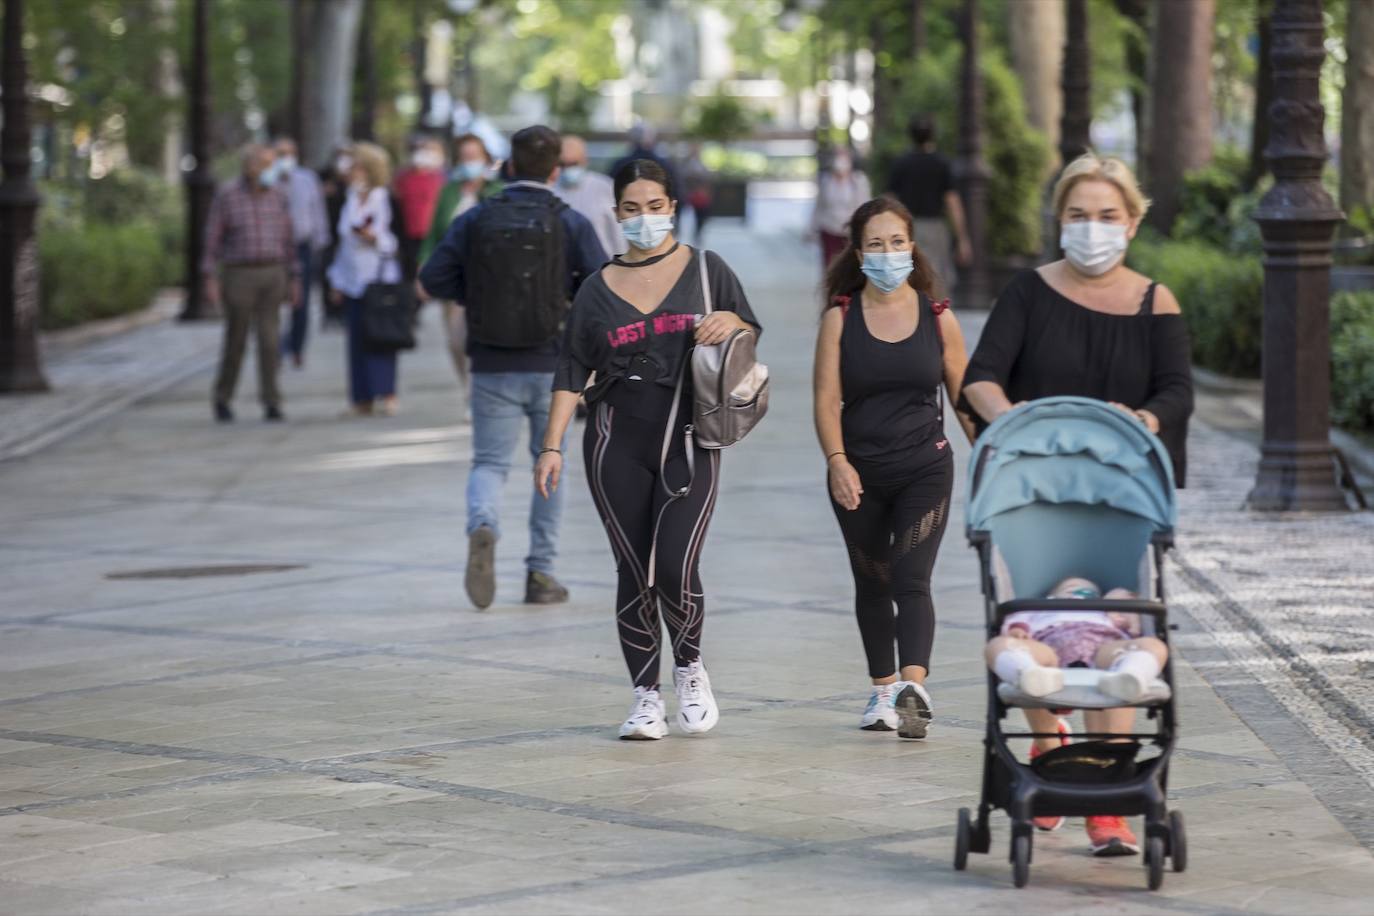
[620,212,674,250]
[860,250,914,293]
[276,155,297,174]
[452,160,486,182]
[559,166,586,188]
[257,164,280,189]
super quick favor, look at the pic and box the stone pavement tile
[0,813,152,850]
[1173,882,1374,914]
[176,819,336,848]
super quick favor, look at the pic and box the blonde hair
[1051,152,1151,221]
[351,142,392,191]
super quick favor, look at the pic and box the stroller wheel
[954,808,971,871]
[1011,833,1031,888]
[1144,836,1165,890]
[1169,810,1188,873]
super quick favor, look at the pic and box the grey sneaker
[894,681,934,739]
[466,527,497,609]
[525,570,568,604]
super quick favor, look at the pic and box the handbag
[360,256,416,353]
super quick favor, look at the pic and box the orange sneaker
[1029,717,1071,832]
[1085,815,1140,856]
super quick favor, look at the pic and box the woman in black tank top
[813,196,973,740]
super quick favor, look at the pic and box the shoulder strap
[833,294,852,318]
[1139,281,1158,316]
[929,296,950,350]
[698,248,713,314]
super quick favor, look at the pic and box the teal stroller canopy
[966,397,1176,535]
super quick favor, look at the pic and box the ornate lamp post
[1247,0,1349,511]
[0,0,47,392]
[1059,0,1091,165]
[956,0,990,308]
[180,0,213,322]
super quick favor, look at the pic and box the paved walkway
[1,226,1372,914]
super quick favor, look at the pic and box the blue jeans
[468,372,567,574]
[345,296,398,404]
[284,243,313,358]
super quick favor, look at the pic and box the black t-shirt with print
[553,248,761,408]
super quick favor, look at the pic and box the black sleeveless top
[839,293,948,478]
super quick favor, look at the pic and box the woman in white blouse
[811,147,872,270]
[328,142,403,416]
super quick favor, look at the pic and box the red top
[393,168,446,240]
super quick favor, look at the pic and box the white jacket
[327,186,400,298]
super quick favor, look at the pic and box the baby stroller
[955,397,1186,889]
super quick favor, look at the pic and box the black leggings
[831,455,953,678]
[585,391,719,689]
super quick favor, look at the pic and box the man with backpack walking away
[419,125,607,609]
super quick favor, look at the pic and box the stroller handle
[992,598,1167,628]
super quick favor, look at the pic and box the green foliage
[1171,149,1266,254]
[37,170,184,329]
[1332,291,1374,432]
[687,95,758,144]
[39,219,165,330]
[872,43,1051,257]
[1127,236,1264,377]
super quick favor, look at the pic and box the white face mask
[1060,220,1129,276]
[620,213,674,250]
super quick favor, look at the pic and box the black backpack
[464,190,569,347]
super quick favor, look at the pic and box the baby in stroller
[982,575,1170,855]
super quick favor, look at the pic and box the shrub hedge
[37,170,184,330]
[1128,237,1374,433]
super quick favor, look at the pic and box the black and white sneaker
[672,660,719,734]
[619,687,669,740]
[894,681,933,739]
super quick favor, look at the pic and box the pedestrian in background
[813,196,971,740]
[328,142,403,418]
[681,142,715,244]
[555,134,625,258]
[609,122,679,193]
[272,136,330,369]
[810,146,871,270]
[204,144,300,424]
[886,116,973,296]
[420,125,607,610]
[318,144,354,327]
[421,133,505,391]
[393,136,447,289]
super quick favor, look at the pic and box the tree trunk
[351,0,376,142]
[289,0,306,141]
[1247,13,1273,189]
[910,0,927,55]
[1008,0,1064,164]
[300,0,365,170]
[1146,0,1215,233]
[1341,0,1374,214]
[1115,0,1148,172]
[1059,0,1090,166]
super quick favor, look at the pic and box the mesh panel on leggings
[848,544,891,583]
[895,498,948,559]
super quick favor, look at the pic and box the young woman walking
[813,197,972,739]
[535,160,760,740]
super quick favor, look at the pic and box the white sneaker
[619,687,668,740]
[894,681,934,739]
[1098,670,1147,703]
[860,684,899,731]
[672,660,719,734]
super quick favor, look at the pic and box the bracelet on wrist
[539,447,562,456]
[826,451,846,464]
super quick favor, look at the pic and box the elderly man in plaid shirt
[203,144,301,422]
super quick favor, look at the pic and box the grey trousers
[913,218,954,300]
[213,264,287,408]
